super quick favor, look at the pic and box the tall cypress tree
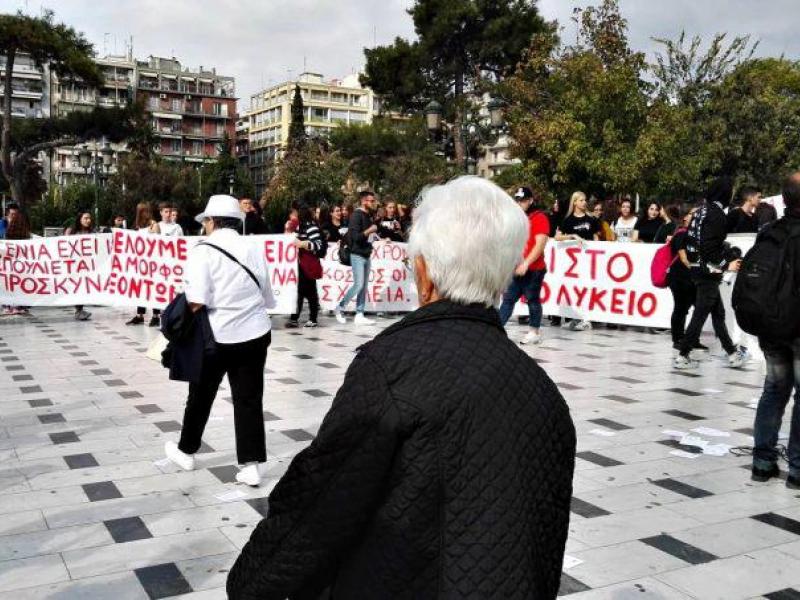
[288,84,306,151]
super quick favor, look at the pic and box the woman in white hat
[164,195,277,487]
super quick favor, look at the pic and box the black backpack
[338,231,352,266]
[732,219,800,341]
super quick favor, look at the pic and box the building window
[212,102,222,116]
[171,139,181,153]
[172,99,182,112]
[193,141,202,155]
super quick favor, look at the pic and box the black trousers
[679,274,735,357]
[668,276,695,344]
[291,271,319,323]
[178,332,271,464]
[136,306,161,316]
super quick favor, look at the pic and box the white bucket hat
[195,194,245,224]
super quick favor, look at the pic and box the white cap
[195,195,245,224]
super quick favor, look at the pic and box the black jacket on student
[347,208,373,258]
[160,294,216,384]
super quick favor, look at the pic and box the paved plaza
[0,308,798,599]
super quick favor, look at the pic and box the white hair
[408,176,528,307]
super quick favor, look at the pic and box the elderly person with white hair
[227,177,576,600]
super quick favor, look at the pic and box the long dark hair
[640,201,662,221]
[5,212,31,240]
[134,202,154,230]
[70,211,94,234]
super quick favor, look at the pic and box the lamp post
[228,172,235,196]
[77,139,113,223]
[424,98,506,175]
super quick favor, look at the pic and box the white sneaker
[520,331,542,345]
[164,441,195,471]
[572,320,592,331]
[354,313,375,326]
[673,355,698,370]
[334,306,346,324]
[560,320,572,329]
[728,347,750,369]
[236,463,261,487]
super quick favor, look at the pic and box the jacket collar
[375,299,503,341]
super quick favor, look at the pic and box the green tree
[330,117,449,192]
[709,58,800,191]
[504,0,649,197]
[287,84,306,151]
[199,133,255,198]
[362,0,552,164]
[0,11,123,206]
[261,141,348,230]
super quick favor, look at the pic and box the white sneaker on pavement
[572,320,592,331]
[354,313,375,326]
[334,306,346,324]
[673,355,698,370]
[236,463,261,487]
[520,331,542,345]
[164,441,195,471]
[728,347,750,369]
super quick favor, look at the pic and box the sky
[5,0,800,113]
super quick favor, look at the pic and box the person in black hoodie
[674,177,748,369]
[751,172,800,489]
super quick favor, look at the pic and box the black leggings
[668,276,695,344]
[291,270,319,323]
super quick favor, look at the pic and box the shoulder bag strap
[201,242,261,290]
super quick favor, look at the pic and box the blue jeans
[499,269,545,328]
[753,338,800,477]
[339,254,370,313]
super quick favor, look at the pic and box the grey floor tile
[27,399,52,408]
[154,421,182,433]
[752,513,800,536]
[651,478,713,499]
[37,413,65,424]
[576,451,624,467]
[571,497,611,519]
[64,453,99,469]
[49,431,80,444]
[558,572,591,595]
[82,481,123,502]
[640,533,718,565]
[134,563,194,598]
[104,516,153,543]
[208,465,239,484]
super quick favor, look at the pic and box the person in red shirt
[499,187,550,345]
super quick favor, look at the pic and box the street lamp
[487,97,506,129]
[228,173,235,196]
[424,100,443,132]
[77,139,113,223]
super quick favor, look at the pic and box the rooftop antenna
[373,25,377,47]
[103,33,109,56]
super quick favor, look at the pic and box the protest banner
[0,231,297,313]
[4,233,759,331]
[319,241,418,311]
[0,234,113,306]
[514,240,673,327]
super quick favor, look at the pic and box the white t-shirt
[158,222,184,237]
[612,216,637,242]
[184,228,276,344]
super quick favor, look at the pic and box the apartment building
[247,72,375,198]
[138,56,236,164]
[0,52,50,120]
[51,53,136,185]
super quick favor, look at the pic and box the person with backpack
[499,187,550,346]
[666,206,707,351]
[736,173,800,488]
[674,177,748,370]
[287,202,326,328]
[335,190,377,326]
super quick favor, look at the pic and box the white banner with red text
[0,233,727,328]
[0,231,298,313]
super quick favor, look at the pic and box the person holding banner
[64,211,96,321]
[555,191,597,331]
[2,208,31,316]
[499,187,549,345]
[287,203,325,328]
[126,202,163,327]
[164,194,276,487]
[227,176,575,600]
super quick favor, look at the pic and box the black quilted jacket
[227,300,576,599]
